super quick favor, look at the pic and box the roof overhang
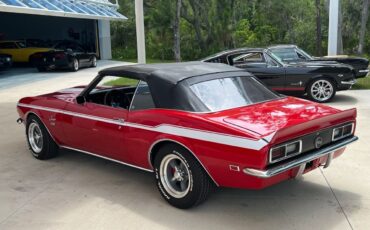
[0,0,127,21]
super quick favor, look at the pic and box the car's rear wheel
[26,115,58,160]
[307,78,336,103]
[153,144,214,209]
[90,56,97,68]
[71,58,79,72]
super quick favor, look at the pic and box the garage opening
[0,12,98,56]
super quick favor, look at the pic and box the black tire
[37,66,46,72]
[26,115,58,160]
[71,58,79,72]
[153,144,214,209]
[307,78,336,103]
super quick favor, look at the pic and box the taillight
[269,140,302,164]
[54,53,65,59]
[332,123,354,141]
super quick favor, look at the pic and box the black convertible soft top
[99,61,244,84]
[98,62,254,111]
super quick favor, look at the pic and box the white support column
[98,20,112,60]
[135,0,146,64]
[328,0,339,56]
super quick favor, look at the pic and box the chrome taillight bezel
[332,123,354,142]
[269,139,302,164]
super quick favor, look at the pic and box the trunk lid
[220,97,356,144]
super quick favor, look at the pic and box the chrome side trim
[340,80,356,85]
[243,136,358,178]
[19,103,124,126]
[61,146,153,173]
[359,69,369,73]
[147,138,219,186]
[17,103,269,150]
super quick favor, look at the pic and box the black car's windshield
[189,76,281,112]
[296,47,313,60]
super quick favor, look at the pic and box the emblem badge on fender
[314,136,323,149]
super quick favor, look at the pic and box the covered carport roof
[0,0,127,20]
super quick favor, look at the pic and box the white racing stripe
[18,103,268,150]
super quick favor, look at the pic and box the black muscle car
[0,54,12,70]
[30,41,97,72]
[202,48,356,102]
[269,45,369,78]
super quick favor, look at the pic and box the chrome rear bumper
[341,80,357,85]
[243,136,358,178]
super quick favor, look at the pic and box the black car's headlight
[269,140,302,164]
[332,123,354,141]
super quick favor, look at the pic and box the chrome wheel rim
[28,122,43,153]
[311,79,333,102]
[74,59,79,70]
[160,154,191,198]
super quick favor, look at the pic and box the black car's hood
[313,56,369,63]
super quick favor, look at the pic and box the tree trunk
[358,0,369,54]
[337,1,343,54]
[315,0,323,56]
[173,0,182,62]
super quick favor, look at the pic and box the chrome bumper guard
[243,136,358,178]
[341,80,357,85]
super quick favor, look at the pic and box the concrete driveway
[0,65,369,230]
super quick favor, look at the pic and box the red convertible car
[17,62,358,209]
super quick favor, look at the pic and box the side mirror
[76,95,86,104]
[66,48,73,53]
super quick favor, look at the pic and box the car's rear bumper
[33,58,70,69]
[356,69,369,78]
[338,79,356,90]
[243,136,358,178]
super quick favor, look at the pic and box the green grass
[115,58,174,64]
[103,77,138,87]
[352,76,370,90]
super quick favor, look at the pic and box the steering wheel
[104,90,131,109]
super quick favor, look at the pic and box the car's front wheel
[154,144,214,209]
[307,78,336,103]
[26,115,58,160]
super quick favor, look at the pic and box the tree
[316,0,323,56]
[358,0,369,54]
[173,0,182,61]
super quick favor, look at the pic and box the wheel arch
[25,111,60,146]
[305,74,338,92]
[148,138,219,186]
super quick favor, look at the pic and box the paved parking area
[0,65,369,229]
